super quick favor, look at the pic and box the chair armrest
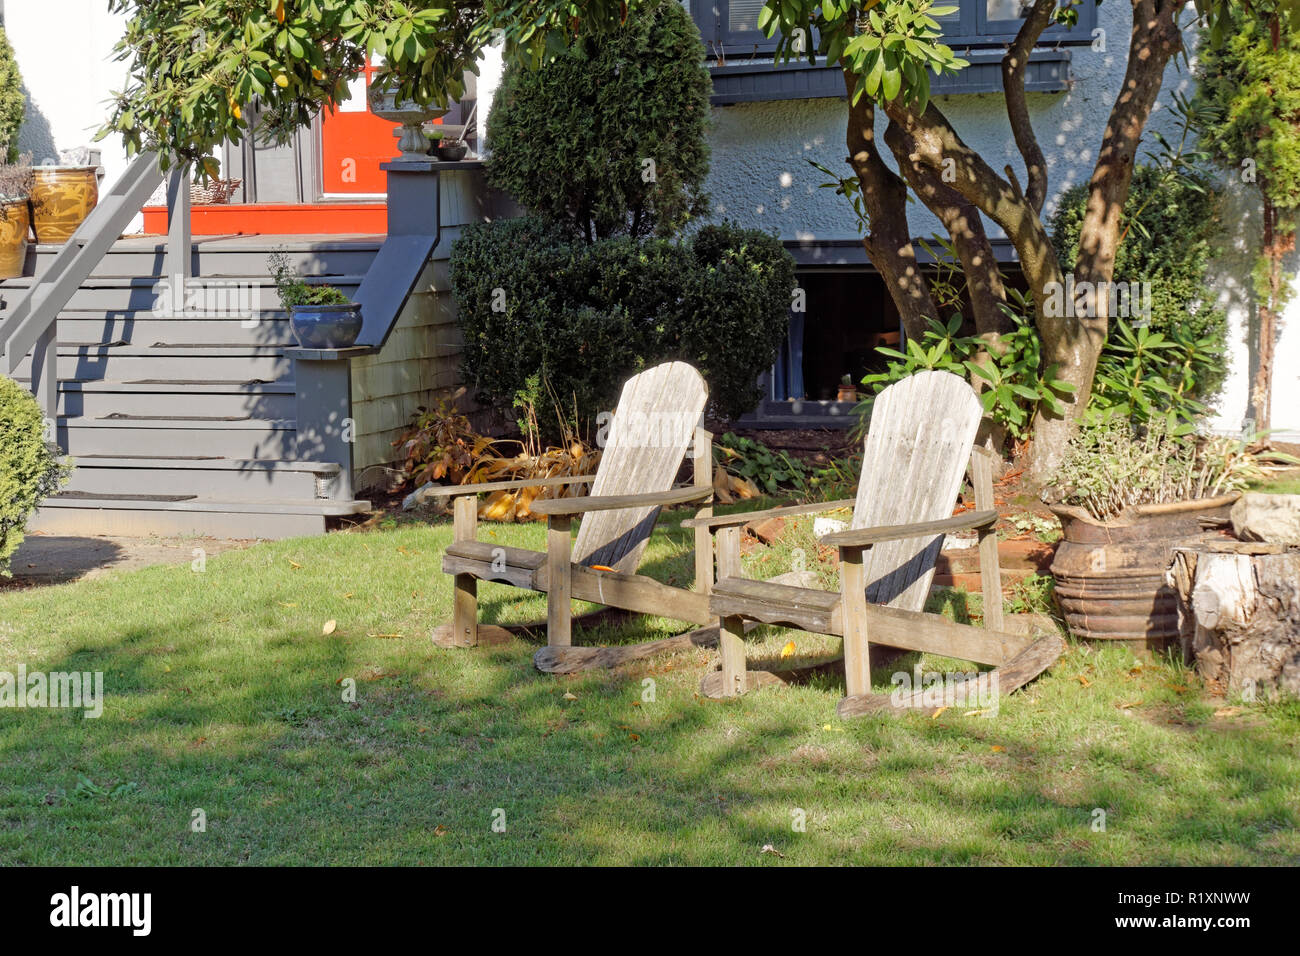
[531,485,711,516]
[415,474,598,498]
[818,509,998,548]
[679,498,856,530]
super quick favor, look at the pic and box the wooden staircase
[0,235,380,538]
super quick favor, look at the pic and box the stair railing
[0,152,192,450]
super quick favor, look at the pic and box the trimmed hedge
[485,0,711,240]
[0,29,24,164]
[450,218,795,439]
[1,376,70,576]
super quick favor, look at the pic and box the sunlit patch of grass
[0,508,1297,864]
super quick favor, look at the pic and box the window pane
[729,0,767,32]
[986,0,1032,20]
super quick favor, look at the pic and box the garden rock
[1230,492,1300,545]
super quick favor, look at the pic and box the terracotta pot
[31,166,99,243]
[0,198,31,279]
[836,386,858,402]
[1048,494,1239,654]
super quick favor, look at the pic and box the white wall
[7,1,132,193]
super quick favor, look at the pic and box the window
[693,0,1097,61]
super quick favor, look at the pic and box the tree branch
[842,67,937,340]
[1002,0,1058,214]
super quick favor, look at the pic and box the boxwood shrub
[1,376,71,575]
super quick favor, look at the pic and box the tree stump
[1168,543,1300,699]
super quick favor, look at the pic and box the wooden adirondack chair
[431,361,720,672]
[683,370,1064,717]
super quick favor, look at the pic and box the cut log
[1168,545,1300,699]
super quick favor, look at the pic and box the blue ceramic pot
[290,302,363,349]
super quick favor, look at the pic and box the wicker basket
[191,178,242,205]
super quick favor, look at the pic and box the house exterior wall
[349,169,494,476]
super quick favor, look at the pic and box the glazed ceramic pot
[289,302,363,349]
[0,198,31,278]
[31,165,99,243]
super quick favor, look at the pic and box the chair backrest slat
[852,370,983,612]
[572,361,708,573]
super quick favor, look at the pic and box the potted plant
[437,137,468,161]
[836,374,858,402]
[0,153,32,279]
[1042,420,1266,653]
[269,251,363,349]
[29,158,99,244]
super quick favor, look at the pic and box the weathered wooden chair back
[572,361,708,574]
[853,369,983,612]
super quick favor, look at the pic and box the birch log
[1168,543,1300,699]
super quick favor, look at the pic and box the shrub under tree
[451,218,795,439]
[1051,164,1229,403]
[485,0,712,241]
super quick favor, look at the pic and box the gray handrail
[0,152,173,441]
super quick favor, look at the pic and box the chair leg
[840,545,871,698]
[547,515,573,647]
[719,615,748,696]
[970,445,1005,632]
[436,495,480,648]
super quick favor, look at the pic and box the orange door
[318,59,401,197]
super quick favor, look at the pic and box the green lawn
[1,510,1298,865]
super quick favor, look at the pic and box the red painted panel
[142,203,386,236]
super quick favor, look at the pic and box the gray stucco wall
[702,2,1197,245]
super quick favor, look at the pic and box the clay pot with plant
[836,374,858,403]
[30,163,99,243]
[269,251,363,349]
[1042,420,1268,654]
[0,153,33,279]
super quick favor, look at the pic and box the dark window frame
[692,0,1098,60]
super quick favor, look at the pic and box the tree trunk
[1252,196,1279,433]
[1033,0,1186,476]
[843,68,936,341]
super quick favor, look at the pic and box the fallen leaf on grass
[277,602,297,609]
[1076,675,1092,687]
[962,709,991,717]
[1213,706,1244,718]
[780,640,797,659]
[287,559,302,570]
[322,620,337,636]
[760,844,785,858]
[931,706,949,719]
[562,692,578,701]
[433,825,449,837]
[366,632,403,639]
[1118,700,1142,710]
[990,745,1006,753]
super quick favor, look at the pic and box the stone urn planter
[31,165,99,243]
[1049,494,1240,654]
[289,302,363,349]
[366,88,448,160]
[0,198,31,279]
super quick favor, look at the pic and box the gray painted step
[56,310,296,347]
[27,493,371,539]
[0,275,363,314]
[12,344,292,381]
[58,416,298,458]
[32,380,296,419]
[62,456,338,499]
[25,237,381,279]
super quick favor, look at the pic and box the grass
[1,508,1298,865]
